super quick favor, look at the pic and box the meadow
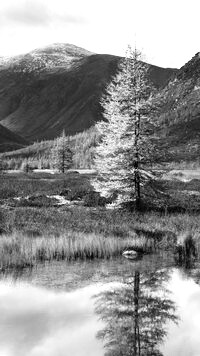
[0,170,200,270]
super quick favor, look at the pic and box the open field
[0,170,200,269]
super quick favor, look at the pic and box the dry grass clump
[0,231,152,270]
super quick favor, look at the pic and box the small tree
[54,130,73,173]
[92,47,158,209]
[21,158,33,173]
[0,156,5,174]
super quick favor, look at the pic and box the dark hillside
[157,52,200,163]
[0,123,28,152]
[0,43,176,142]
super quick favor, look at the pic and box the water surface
[1,255,200,356]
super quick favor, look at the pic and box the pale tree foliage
[53,130,73,173]
[92,47,158,208]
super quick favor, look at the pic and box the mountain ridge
[1,44,200,164]
[0,43,177,144]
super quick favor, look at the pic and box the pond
[0,254,200,356]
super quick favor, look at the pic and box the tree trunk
[134,112,141,210]
[134,164,141,210]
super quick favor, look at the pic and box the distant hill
[0,43,177,142]
[3,49,200,166]
[0,123,28,152]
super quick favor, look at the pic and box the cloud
[0,0,85,28]
[1,1,50,26]
[0,281,105,356]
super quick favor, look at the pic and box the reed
[0,231,153,270]
[174,231,199,266]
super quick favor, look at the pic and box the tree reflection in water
[94,268,178,356]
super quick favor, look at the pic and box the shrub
[83,191,108,207]
[60,187,89,201]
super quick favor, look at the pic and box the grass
[0,205,199,267]
[1,208,200,270]
[0,231,153,271]
[2,170,200,211]
[0,206,179,239]
[0,171,92,198]
[1,170,200,270]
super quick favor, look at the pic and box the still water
[1,255,200,356]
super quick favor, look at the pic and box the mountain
[0,123,28,152]
[0,43,177,142]
[158,52,200,162]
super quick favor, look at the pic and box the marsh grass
[0,171,91,199]
[0,231,154,270]
[1,208,200,270]
[2,171,200,212]
[1,171,200,270]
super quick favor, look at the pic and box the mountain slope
[0,123,28,152]
[0,43,176,142]
[158,52,200,162]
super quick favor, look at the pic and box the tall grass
[1,207,200,270]
[0,231,153,271]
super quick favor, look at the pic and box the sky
[0,0,199,68]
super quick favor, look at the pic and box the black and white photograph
[0,0,200,355]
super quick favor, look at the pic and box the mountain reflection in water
[0,257,200,356]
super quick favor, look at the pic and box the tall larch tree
[92,47,158,209]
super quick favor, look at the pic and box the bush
[83,191,108,207]
[60,187,89,201]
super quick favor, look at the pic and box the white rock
[122,250,138,259]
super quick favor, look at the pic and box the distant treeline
[0,126,100,170]
[1,125,200,172]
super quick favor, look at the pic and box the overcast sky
[0,0,199,68]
